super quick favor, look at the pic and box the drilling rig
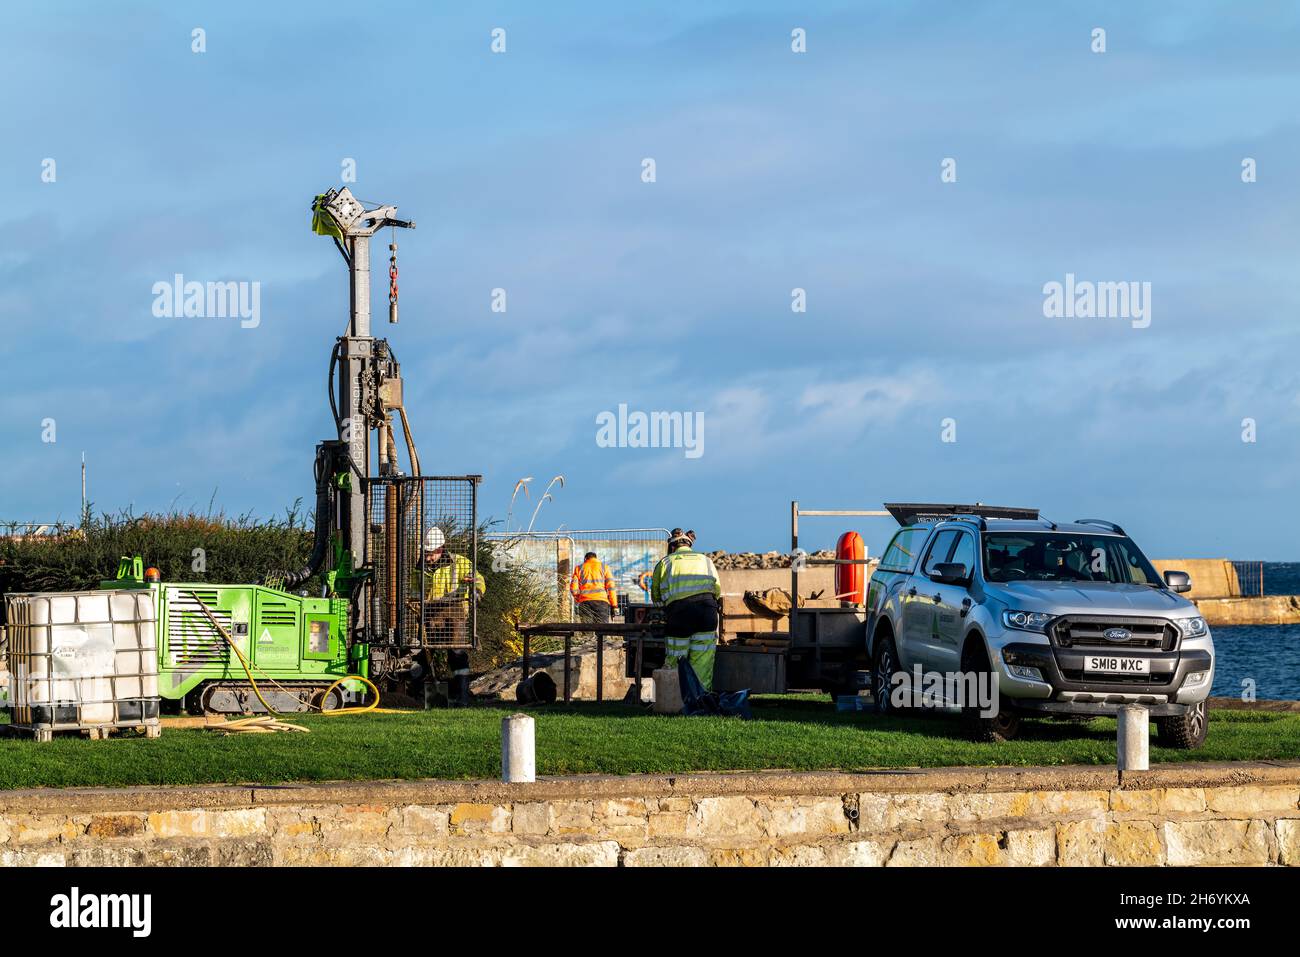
[107,189,481,714]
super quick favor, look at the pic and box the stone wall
[1195,594,1300,626]
[3,763,1298,866]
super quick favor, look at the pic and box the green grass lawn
[1,699,1297,790]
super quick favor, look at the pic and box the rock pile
[707,550,836,570]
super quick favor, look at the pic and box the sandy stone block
[886,837,940,866]
[651,796,693,813]
[1004,828,1055,866]
[940,832,1003,866]
[211,808,268,838]
[647,810,691,838]
[692,796,767,837]
[1104,821,1164,866]
[855,793,891,831]
[548,800,596,834]
[390,845,442,866]
[84,814,148,839]
[768,797,851,837]
[1057,819,1106,866]
[395,805,450,838]
[499,840,620,867]
[147,809,210,839]
[825,840,890,867]
[1111,787,1210,814]
[1163,820,1272,866]
[511,803,551,836]
[1013,790,1109,817]
[334,804,393,835]
[216,841,274,867]
[707,846,769,867]
[449,803,510,834]
[1,848,66,866]
[139,844,214,866]
[595,798,649,839]
[68,845,147,866]
[12,815,81,845]
[1276,819,1300,866]
[624,845,710,867]
[770,844,829,866]
[1205,786,1300,817]
[886,793,949,829]
[947,792,1017,822]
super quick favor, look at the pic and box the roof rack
[1074,518,1126,535]
[884,503,1039,527]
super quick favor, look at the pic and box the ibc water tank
[5,590,159,736]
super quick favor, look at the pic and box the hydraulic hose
[265,445,333,589]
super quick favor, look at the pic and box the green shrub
[0,509,556,673]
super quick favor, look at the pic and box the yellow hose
[187,590,402,723]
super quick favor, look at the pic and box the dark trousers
[664,593,718,637]
[577,600,612,625]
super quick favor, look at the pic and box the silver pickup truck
[865,507,1214,748]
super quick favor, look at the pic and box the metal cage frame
[367,475,481,650]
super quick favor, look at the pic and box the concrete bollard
[1117,705,1150,773]
[652,667,682,715]
[501,713,536,783]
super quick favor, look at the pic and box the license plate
[1083,655,1149,674]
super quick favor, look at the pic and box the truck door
[925,530,976,675]
[902,529,957,673]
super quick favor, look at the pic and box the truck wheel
[960,643,1021,743]
[1155,700,1208,750]
[872,634,903,715]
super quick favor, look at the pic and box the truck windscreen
[982,532,1162,585]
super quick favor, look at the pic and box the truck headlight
[1183,670,1210,689]
[1179,617,1208,638]
[1002,610,1053,633]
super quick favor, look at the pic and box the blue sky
[2,1,1299,559]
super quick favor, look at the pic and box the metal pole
[521,633,531,681]
[634,635,644,702]
[596,633,604,702]
[563,634,572,703]
[790,500,799,650]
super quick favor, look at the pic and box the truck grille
[1051,616,1177,651]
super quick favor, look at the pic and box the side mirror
[1163,570,1192,594]
[931,562,969,585]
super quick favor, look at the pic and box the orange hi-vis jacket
[570,558,617,608]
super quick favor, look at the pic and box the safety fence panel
[484,529,667,619]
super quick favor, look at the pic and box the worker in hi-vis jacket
[651,528,722,691]
[570,550,618,636]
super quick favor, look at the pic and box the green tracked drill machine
[106,190,481,714]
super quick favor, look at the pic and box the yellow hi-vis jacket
[650,547,721,605]
[570,558,617,608]
[422,554,486,607]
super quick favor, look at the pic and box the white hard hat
[423,527,445,551]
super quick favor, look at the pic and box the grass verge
[1,699,1296,791]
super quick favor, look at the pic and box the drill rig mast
[300,188,480,687]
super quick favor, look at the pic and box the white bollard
[501,713,536,783]
[1117,705,1150,773]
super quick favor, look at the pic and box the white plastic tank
[5,590,159,733]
